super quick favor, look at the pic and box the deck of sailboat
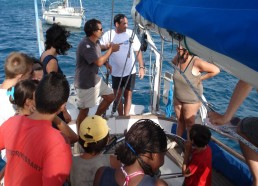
[167,145,233,186]
[31,0,253,184]
[68,114,238,185]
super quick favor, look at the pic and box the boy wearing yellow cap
[70,115,119,186]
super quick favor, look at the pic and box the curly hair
[45,24,72,55]
[115,119,167,176]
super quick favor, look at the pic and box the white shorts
[76,79,113,109]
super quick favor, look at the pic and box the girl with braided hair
[93,119,168,186]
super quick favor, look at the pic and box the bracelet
[139,66,145,69]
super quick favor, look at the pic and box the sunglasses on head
[176,47,187,52]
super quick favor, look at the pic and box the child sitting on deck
[70,115,119,186]
[182,124,212,186]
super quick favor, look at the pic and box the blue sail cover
[135,0,258,72]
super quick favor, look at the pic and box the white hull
[41,0,84,28]
[43,11,83,28]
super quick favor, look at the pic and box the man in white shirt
[101,14,145,116]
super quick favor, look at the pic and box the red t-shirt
[0,115,72,186]
[185,146,212,186]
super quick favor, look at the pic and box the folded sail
[135,0,258,74]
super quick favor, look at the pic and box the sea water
[0,0,257,152]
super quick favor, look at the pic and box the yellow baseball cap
[79,115,109,147]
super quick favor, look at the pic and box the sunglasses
[176,47,187,52]
[96,28,103,32]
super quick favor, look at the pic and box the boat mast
[41,0,46,13]
[64,0,68,7]
[79,0,83,12]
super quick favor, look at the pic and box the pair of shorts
[76,79,113,109]
[239,117,258,145]
[112,73,136,91]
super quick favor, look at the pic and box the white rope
[203,119,258,153]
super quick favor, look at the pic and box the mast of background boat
[79,0,83,14]
[34,0,44,56]
[64,0,68,7]
[41,0,45,13]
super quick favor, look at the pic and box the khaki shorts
[76,79,113,109]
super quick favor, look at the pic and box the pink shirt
[0,115,72,186]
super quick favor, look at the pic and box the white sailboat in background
[41,0,84,28]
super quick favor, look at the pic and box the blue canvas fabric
[135,0,258,72]
[209,142,252,186]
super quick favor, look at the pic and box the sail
[135,0,258,73]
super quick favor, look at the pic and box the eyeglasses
[96,28,103,32]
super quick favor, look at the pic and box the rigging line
[102,0,115,118]
[172,57,258,152]
[109,0,115,42]
[149,50,154,109]
[142,36,258,152]
[115,43,142,113]
[173,57,258,152]
[99,67,107,82]
[104,0,115,84]
[137,26,155,111]
[160,173,184,179]
[171,50,258,151]
[142,36,206,106]
[111,25,137,116]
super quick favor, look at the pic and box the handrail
[211,136,245,162]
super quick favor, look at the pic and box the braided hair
[115,119,167,176]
